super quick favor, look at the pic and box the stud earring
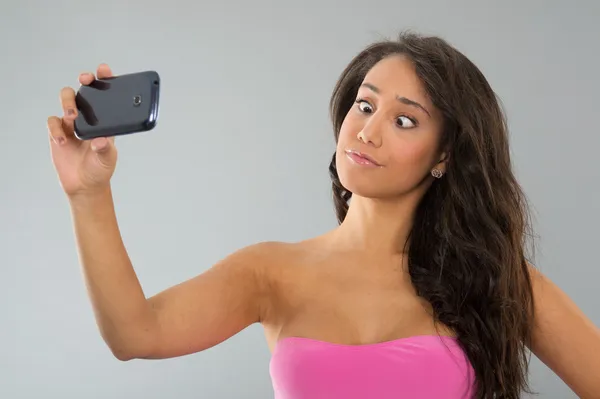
[431,169,444,179]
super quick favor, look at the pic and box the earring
[431,168,444,179]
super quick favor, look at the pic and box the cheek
[391,142,429,164]
[387,136,438,176]
[338,115,360,144]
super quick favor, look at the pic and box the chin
[338,173,393,199]
[339,169,421,203]
[336,161,380,198]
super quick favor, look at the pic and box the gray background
[2,0,599,398]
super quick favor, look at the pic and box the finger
[90,137,109,152]
[78,72,95,86]
[96,63,113,79]
[90,137,118,168]
[47,116,67,145]
[59,87,78,138]
[60,86,77,116]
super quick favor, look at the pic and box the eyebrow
[360,82,431,117]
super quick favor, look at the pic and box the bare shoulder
[215,240,301,272]
[528,263,600,397]
[208,240,297,300]
[224,239,312,311]
[245,238,316,288]
[245,238,325,346]
[245,238,322,272]
[236,240,306,277]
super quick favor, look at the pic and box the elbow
[98,316,159,361]
[111,348,136,362]
[105,340,145,361]
[108,344,155,361]
[103,334,156,362]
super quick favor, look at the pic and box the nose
[356,115,383,147]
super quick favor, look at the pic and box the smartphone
[73,70,160,140]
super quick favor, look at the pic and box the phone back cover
[74,70,160,140]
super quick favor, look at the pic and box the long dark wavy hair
[328,31,536,398]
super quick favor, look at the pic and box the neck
[330,193,422,256]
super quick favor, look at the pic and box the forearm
[68,186,156,360]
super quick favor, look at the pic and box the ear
[434,151,450,174]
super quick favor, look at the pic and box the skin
[47,57,600,398]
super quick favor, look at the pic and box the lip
[344,149,382,167]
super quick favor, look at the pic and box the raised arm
[48,64,275,361]
[71,191,273,360]
[528,265,600,398]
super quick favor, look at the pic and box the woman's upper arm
[139,241,280,360]
[529,265,600,398]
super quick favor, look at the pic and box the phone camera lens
[133,95,142,106]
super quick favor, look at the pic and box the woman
[47,32,600,398]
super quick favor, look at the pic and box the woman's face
[336,54,447,200]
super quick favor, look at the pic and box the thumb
[90,137,117,166]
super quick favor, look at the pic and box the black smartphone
[73,70,160,140]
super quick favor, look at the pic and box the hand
[47,64,118,198]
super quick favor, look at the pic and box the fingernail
[55,136,66,145]
[67,109,75,116]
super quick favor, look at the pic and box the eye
[355,98,418,129]
[355,99,373,113]
[396,115,417,129]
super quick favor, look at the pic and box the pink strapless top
[270,335,475,399]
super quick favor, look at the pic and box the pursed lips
[344,149,382,167]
